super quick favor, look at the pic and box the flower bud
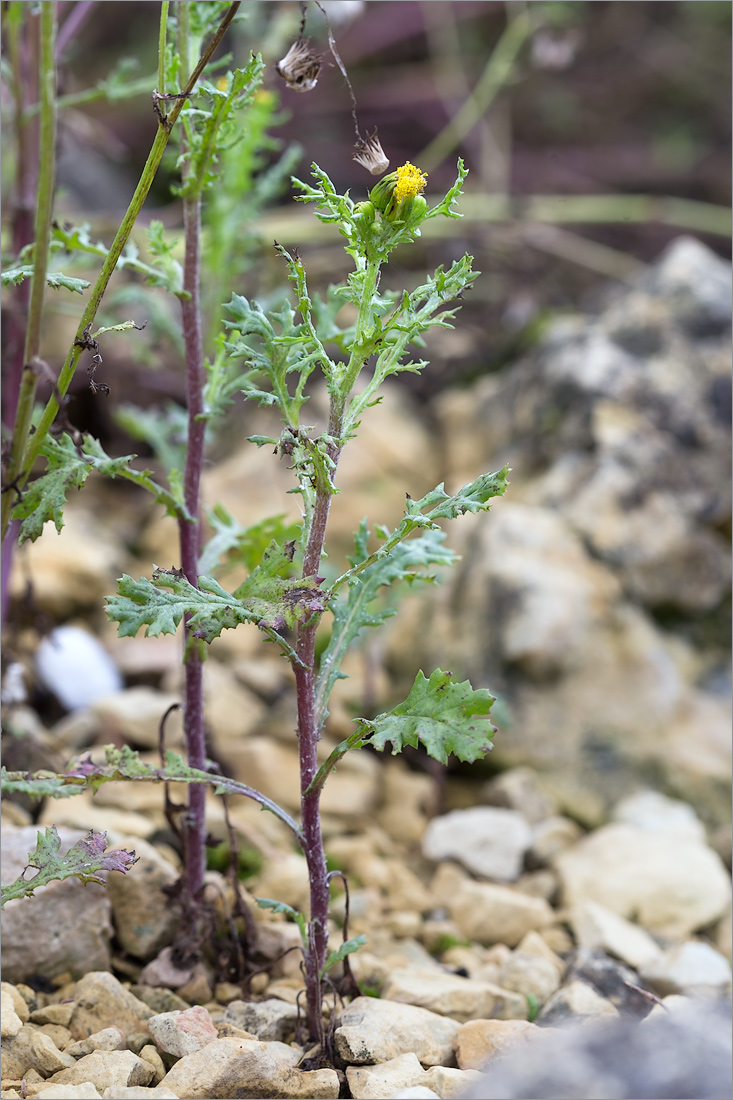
[369,162,428,224]
[353,200,375,226]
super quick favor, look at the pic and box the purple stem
[179,191,207,906]
[294,440,341,1043]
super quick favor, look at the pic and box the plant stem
[294,427,342,1043]
[0,0,241,543]
[4,1,57,499]
[177,0,208,910]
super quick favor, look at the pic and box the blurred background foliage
[2,0,731,441]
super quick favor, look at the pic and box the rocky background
[1,3,731,1098]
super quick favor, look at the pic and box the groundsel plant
[103,158,508,1046]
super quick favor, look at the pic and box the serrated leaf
[1,826,137,908]
[408,465,510,521]
[12,433,181,543]
[0,266,90,293]
[107,556,326,643]
[357,669,496,766]
[321,934,367,976]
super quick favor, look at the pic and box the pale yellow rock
[423,1065,484,1098]
[30,1003,75,1028]
[454,1018,546,1070]
[381,966,527,1022]
[0,985,30,1024]
[137,1046,166,1086]
[569,898,663,969]
[44,1050,154,1091]
[29,1031,76,1075]
[160,1038,339,1099]
[0,992,23,1038]
[34,1086,103,1099]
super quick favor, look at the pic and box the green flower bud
[353,200,376,226]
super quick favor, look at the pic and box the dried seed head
[353,129,390,176]
[276,39,322,93]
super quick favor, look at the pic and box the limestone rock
[454,1018,546,1070]
[346,1053,427,1100]
[381,967,527,1022]
[159,1037,339,1099]
[529,816,584,865]
[105,837,179,960]
[334,996,460,1066]
[430,863,554,946]
[536,980,619,1026]
[64,1029,126,1058]
[555,822,732,938]
[611,789,707,842]
[1,984,30,1024]
[68,972,153,1041]
[35,1086,103,1099]
[44,1050,154,1091]
[422,807,532,882]
[639,941,733,998]
[0,992,23,1038]
[422,1065,483,1098]
[479,767,556,825]
[147,1006,218,1058]
[222,999,298,1043]
[101,1090,180,1099]
[569,898,662,969]
[91,688,184,751]
[35,627,122,712]
[1,826,113,983]
[494,951,561,1003]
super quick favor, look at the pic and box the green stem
[158,1,169,94]
[4,1,57,510]
[338,257,382,423]
[1,0,241,543]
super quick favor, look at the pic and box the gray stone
[422,806,532,882]
[334,995,460,1066]
[463,1001,733,1099]
[64,1028,126,1058]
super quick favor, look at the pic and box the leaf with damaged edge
[0,826,137,907]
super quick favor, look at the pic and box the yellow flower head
[216,76,229,92]
[393,162,428,204]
